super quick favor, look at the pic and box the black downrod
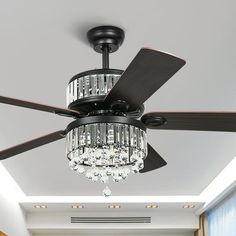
[102,44,109,69]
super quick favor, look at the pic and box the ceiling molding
[1,155,235,210]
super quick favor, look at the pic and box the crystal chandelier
[66,116,147,196]
[66,71,147,196]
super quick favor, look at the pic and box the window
[208,190,236,236]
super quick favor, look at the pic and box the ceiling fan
[1,25,236,196]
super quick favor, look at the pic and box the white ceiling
[0,0,236,196]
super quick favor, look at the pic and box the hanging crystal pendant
[103,186,111,197]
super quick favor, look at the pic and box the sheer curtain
[208,190,236,236]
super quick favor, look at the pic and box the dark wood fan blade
[0,95,80,118]
[104,48,186,111]
[141,112,236,132]
[0,130,66,160]
[139,144,167,173]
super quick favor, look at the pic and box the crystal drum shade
[66,120,147,196]
[66,72,121,106]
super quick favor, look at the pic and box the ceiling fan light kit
[65,26,149,195]
[5,25,236,196]
[66,116,147,192]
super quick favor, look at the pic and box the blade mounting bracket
[110,100,130,112]
[141,115,167,128]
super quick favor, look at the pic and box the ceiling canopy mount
[87,25,125,69]
[87,25,125,54]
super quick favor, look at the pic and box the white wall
[26,211,198,231]
[34,234,193,236]
[27,210,197,235]
[0,163,31,236]
[33,230,194,236]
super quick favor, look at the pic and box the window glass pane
[208,191,236,236]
